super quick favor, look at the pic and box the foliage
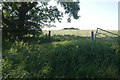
[2,1,80,41]
[2,35,118,78]
[59,1,80,19]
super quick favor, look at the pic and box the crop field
[43,30,119,37]
[2,29,120,79]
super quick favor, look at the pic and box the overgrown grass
[2,35,118,78]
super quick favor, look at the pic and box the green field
[2,30,119,79]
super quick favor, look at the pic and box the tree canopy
[2,1,80,41]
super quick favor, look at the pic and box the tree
[2,2,38,40]
[2,1,80,41]
[59,1,80,19]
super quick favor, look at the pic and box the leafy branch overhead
[2,1,80,41]
[59,2,80,19]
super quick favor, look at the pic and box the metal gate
[95,28,120,41]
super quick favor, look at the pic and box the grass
[2,34,119,78]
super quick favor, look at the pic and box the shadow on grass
[2,34,118,78]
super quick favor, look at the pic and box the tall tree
[2,1,80,41]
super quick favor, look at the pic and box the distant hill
[63,27,79,30]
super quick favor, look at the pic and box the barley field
[43,30,119,37]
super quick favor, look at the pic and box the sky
[42,0,119,30]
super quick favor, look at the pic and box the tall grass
[2,35,118,78]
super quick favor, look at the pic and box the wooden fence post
[91,31,94,40]
[48,31,51,39]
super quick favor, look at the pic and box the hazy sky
[43,0,119,30]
